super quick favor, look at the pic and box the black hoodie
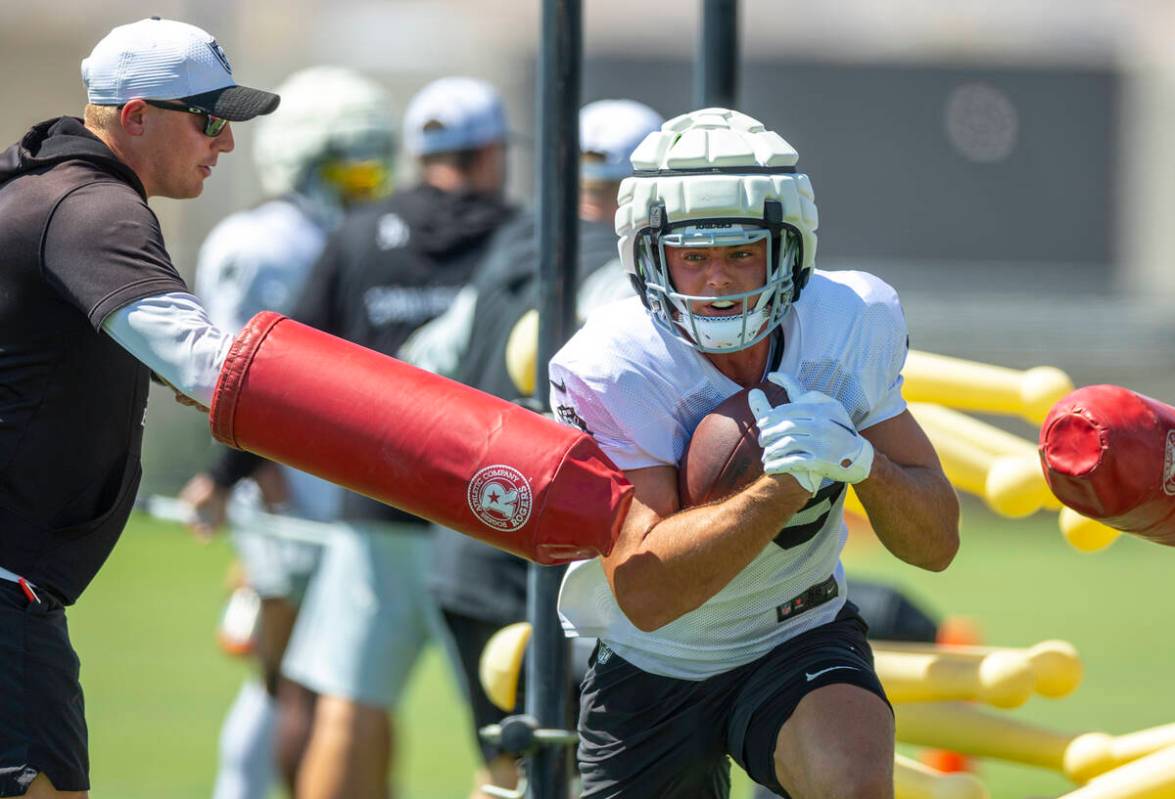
[0,117,188,604]
[292,182,516,525]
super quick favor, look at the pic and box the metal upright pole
[527,0,581,796]
[695,0,739,109]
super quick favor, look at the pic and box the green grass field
[71,502,1172,798]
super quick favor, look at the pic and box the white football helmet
[615,108,819,353]
[254,66,396,217]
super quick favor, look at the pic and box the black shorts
[440,609,521,764]
[576,604,888,799]
[0,581,88,795]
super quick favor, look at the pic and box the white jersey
[196,197,341,522]
[197,198,327,332]
[548,269,909,680]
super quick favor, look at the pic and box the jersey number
[773,481,845,550]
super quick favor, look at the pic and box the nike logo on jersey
[549,378,567,393]
[804,664,858,682]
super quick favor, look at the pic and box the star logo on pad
[468,465,533,532]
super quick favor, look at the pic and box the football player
[403,98,663,799]
[178,65,396,799]
[549,109,960,798]
[281,75,516,799]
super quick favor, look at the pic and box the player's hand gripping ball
[749,373,874,492]
[678,378,793,507]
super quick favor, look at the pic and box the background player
[549,109,959,798]
[178,66,397,799]
[402,97,663,798]
[281,76,517,799]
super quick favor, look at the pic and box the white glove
[747,373,874,491]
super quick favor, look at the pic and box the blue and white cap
[403,77,508,156]
[579,99,663,182]
[82,17,279,121]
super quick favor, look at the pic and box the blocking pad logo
[467,465,533,532]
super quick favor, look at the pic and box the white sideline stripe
[143,495,339,546]
[0,565,22,584]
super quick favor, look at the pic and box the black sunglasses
[141,99,229,138]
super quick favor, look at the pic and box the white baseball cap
[82,17,279,121]
[579,99,664,182]
[403,77,508,156]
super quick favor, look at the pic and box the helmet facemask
[634,203,802,354]
[316,148,394,206]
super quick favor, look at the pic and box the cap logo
[467,465,533,532]
[207,40,233,75]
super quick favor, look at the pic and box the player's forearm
[854,451,959,571]
[609,474,810,631]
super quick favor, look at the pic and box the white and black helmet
[615,108,818,353]
[253,66,396,206]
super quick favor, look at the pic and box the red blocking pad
[1040,384,1175,546]
[210,312,632,564]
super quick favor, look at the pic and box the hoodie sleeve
[41,180,189,329]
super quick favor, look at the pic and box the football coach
[0,18,279,798]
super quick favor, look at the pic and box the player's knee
[838,766,893,799]
[783,770,891,799]
[261,664,282,697]
[315,694,389,739]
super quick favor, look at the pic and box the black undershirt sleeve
[41,181,189,329]
[208,445,265,489]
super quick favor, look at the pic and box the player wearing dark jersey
[178,66,397,799]
[402,98,663,799]
[282,76,516,799]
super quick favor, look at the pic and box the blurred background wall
[4,0,1173,492]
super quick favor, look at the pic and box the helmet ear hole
[790,231,809,303]
[627,271,650,310]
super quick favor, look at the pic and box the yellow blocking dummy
[895,702,1175,784]
[1056,744,1175,798]
[479,621,532,713]
[874,639,1082,698]
[506,308,540,397]
[907,403,1119,549]
[1060,506,1121,553]
[874,649,1035,708]
[894,753,988,799]
[903,351,1074,425]
[908,403,1057,518]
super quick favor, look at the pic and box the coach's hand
[750,373,874,488]
[178,472,230,540]
[173,390,210,414]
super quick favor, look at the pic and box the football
[678,379,790,507]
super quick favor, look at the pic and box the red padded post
[210,312,632,563]
[1040,384,1175,546]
